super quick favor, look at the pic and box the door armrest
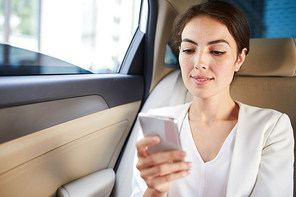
[57,168,115,197]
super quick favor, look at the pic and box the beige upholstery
[232,37,296,130]
[166,0,207,15]
[0,101,141,197]
[112,37,296,196]
[238,37,296,77]
[57,168,115,197]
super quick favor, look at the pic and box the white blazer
[133,102,294,197]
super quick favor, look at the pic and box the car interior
[0,0,295,197]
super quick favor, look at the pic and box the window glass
[221,0,296,38]
[10,0,40,49]
[0,0,3,40]
[0,0,142,74]
[0,44,92,75]
[0,0,40,50]
[164,44,178,66]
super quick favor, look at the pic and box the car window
[0,43,92,75]
[0,0,142,75]
[221,0,296,39]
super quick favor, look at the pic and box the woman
[132,1,294,197]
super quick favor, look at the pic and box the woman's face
[179,16,246,100]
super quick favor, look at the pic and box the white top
[131,113,237,197]
[131,102,294,197]
[168,114,237,197]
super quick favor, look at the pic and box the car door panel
[0,95,109,144]
[0,72,144,197]
[0,99,141,197]
[0,74,143,109]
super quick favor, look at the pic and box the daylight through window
[0,0,141,74]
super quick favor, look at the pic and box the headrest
[238,37,296,77]
[167,0,205,15]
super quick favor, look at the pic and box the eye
[182,49,194,54]
[211,51,226,56]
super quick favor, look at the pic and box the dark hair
[172,1,250,57]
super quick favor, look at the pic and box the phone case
[138,113,182,154]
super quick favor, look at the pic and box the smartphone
[138,112,182,154]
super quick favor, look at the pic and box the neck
[189,91,239,124]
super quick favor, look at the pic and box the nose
[194,51,208,70]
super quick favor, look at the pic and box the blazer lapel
[226,102,268,197]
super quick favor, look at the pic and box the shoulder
[238,102,285,120]
[237,102,292,137]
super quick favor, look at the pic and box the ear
[235,48,247,72]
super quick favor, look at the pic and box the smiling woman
[179,16,247,99]
[131,1,294,197]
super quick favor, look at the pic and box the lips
[196,78,210,81]
[191,75,213,85]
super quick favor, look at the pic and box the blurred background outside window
[0,0,141,73]
[221,0,296,38]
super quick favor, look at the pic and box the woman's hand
[136,135,192,196]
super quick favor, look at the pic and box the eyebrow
[181,38,230,46]
[208,39,230,46]
[181,38,197,45]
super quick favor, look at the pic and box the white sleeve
[130,130,148,197]
[251,113,294,197]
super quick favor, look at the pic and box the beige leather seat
[231,37,296,130]
[111,37,296,196]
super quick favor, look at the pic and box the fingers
[137,150,187,170]
[140,161,192,179]
[137,150,192,189]
[135,135,192,194]
[145,169,191,191]
[136,135,160,157]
